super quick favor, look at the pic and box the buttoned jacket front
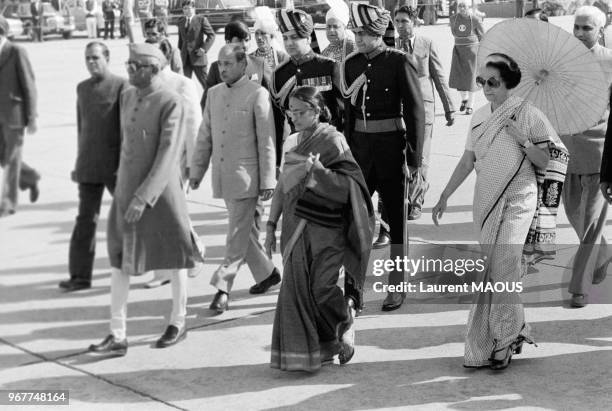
[191,76,276,199]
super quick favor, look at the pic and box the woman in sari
[432,53,568,370]
[265,86,374,372]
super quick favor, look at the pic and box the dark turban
[276,9,314,38]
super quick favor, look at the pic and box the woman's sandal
[465,107,473,115]
[338,298,356,365]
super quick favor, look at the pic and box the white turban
[325,0,349,26]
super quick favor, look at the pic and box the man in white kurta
[190,45,278,314]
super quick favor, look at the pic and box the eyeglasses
[285,108,314,118]
[476,76,501,88]
[125,60,153,71]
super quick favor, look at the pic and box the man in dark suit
[177,0,215,90]
[342,3,424,311]
[59,42,128,292]
[0,16,41,217]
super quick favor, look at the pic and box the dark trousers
[183,60,208,91]
[0,125,40,213]
[350,130,407,286]
[104,17,115,39]
[68,181,115,283]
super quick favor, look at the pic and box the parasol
[477,18,609,135]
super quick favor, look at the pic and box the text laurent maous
[373,282,524,293]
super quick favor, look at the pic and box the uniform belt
[454,36,479,46]
[354,118,405,133]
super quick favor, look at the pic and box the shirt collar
[226,75,248,88]
[292,50,315,65]
[364,44,385,60]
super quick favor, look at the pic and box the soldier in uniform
[270,9,341,164]
[89,44,201,355]
[342,2,425,311]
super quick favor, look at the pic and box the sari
[270,123,374,372]
[464,95,567,367]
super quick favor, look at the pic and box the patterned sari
[270,123,374,372]
[464,95,567,367]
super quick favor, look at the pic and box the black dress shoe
[209,290,229,314]
[156,325,187,348]
[372,229,391,249]
[59,279,91,292]
[29,183,40,203]
[89,335,127,356]
[381,292,406,311]
[570,293,587,308]
[249,268,281,294]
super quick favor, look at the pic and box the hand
[195,48,204,57]
[264,225,277,258]
[259,189,274,201]
[305,152,320,172]
[431,194,448,226]
[27,119,37,135]
[601,182,612,204]
[445,111,455,126]
[124,196,146,223]
[505,120,527,146]
[189,178,201,190]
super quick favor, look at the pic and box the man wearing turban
[89,44,202,355]
[270,8,342,164]
[341,3,425,311]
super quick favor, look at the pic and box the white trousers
[85,17,97,39]
[110,267,188,340]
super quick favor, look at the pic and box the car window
[221,0,253,8]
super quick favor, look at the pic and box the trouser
[119,15,127,38]
[183,60,208,91]
[86,16,97,38]
[563,172,611,295]
[350,130,407,286]
[104,16,115,39]
[122,16,134,42]
[0,124,39,213]
[68,181,115,283]
[379,120,433,224]
[31,20,42,42]
[110,267,188,340]
[210,197,275,293]
[459,91,475,109]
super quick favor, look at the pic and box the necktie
[406,39,413,54]
[185,17,190,29]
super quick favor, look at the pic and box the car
[169,0,257,30]
[1,5,25,39]
[16,1,75,39]
[67,6,121,37]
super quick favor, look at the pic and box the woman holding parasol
[432,53,568,370]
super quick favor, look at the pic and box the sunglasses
[476,76,501,88]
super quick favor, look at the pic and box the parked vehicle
[168,0,257,30]
[68,6,121,37]
[1,5,24,39]
[16,1,75,39]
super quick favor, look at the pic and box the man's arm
[190,92,214,186]
[253,88,276,191]
[199,16,216,53]
[601,93,612,203]
[15,47,38,129]
[400,54,425,168]
[427,40,455,115]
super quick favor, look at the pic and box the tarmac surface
[1,16,611,410]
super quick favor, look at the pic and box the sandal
[489,344,513,371]
[338,298,356,365]
[459,100,467,111]
[465,107,473,115]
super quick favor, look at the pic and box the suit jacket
[0,40,37,128]
[397,35,455,124]
[201,55,271,110]
[191,76,276,200]
[177,14,215,67]
[73,73,128,183]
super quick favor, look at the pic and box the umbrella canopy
[477,18,609,135]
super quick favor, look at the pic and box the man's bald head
[218,44,247,85]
